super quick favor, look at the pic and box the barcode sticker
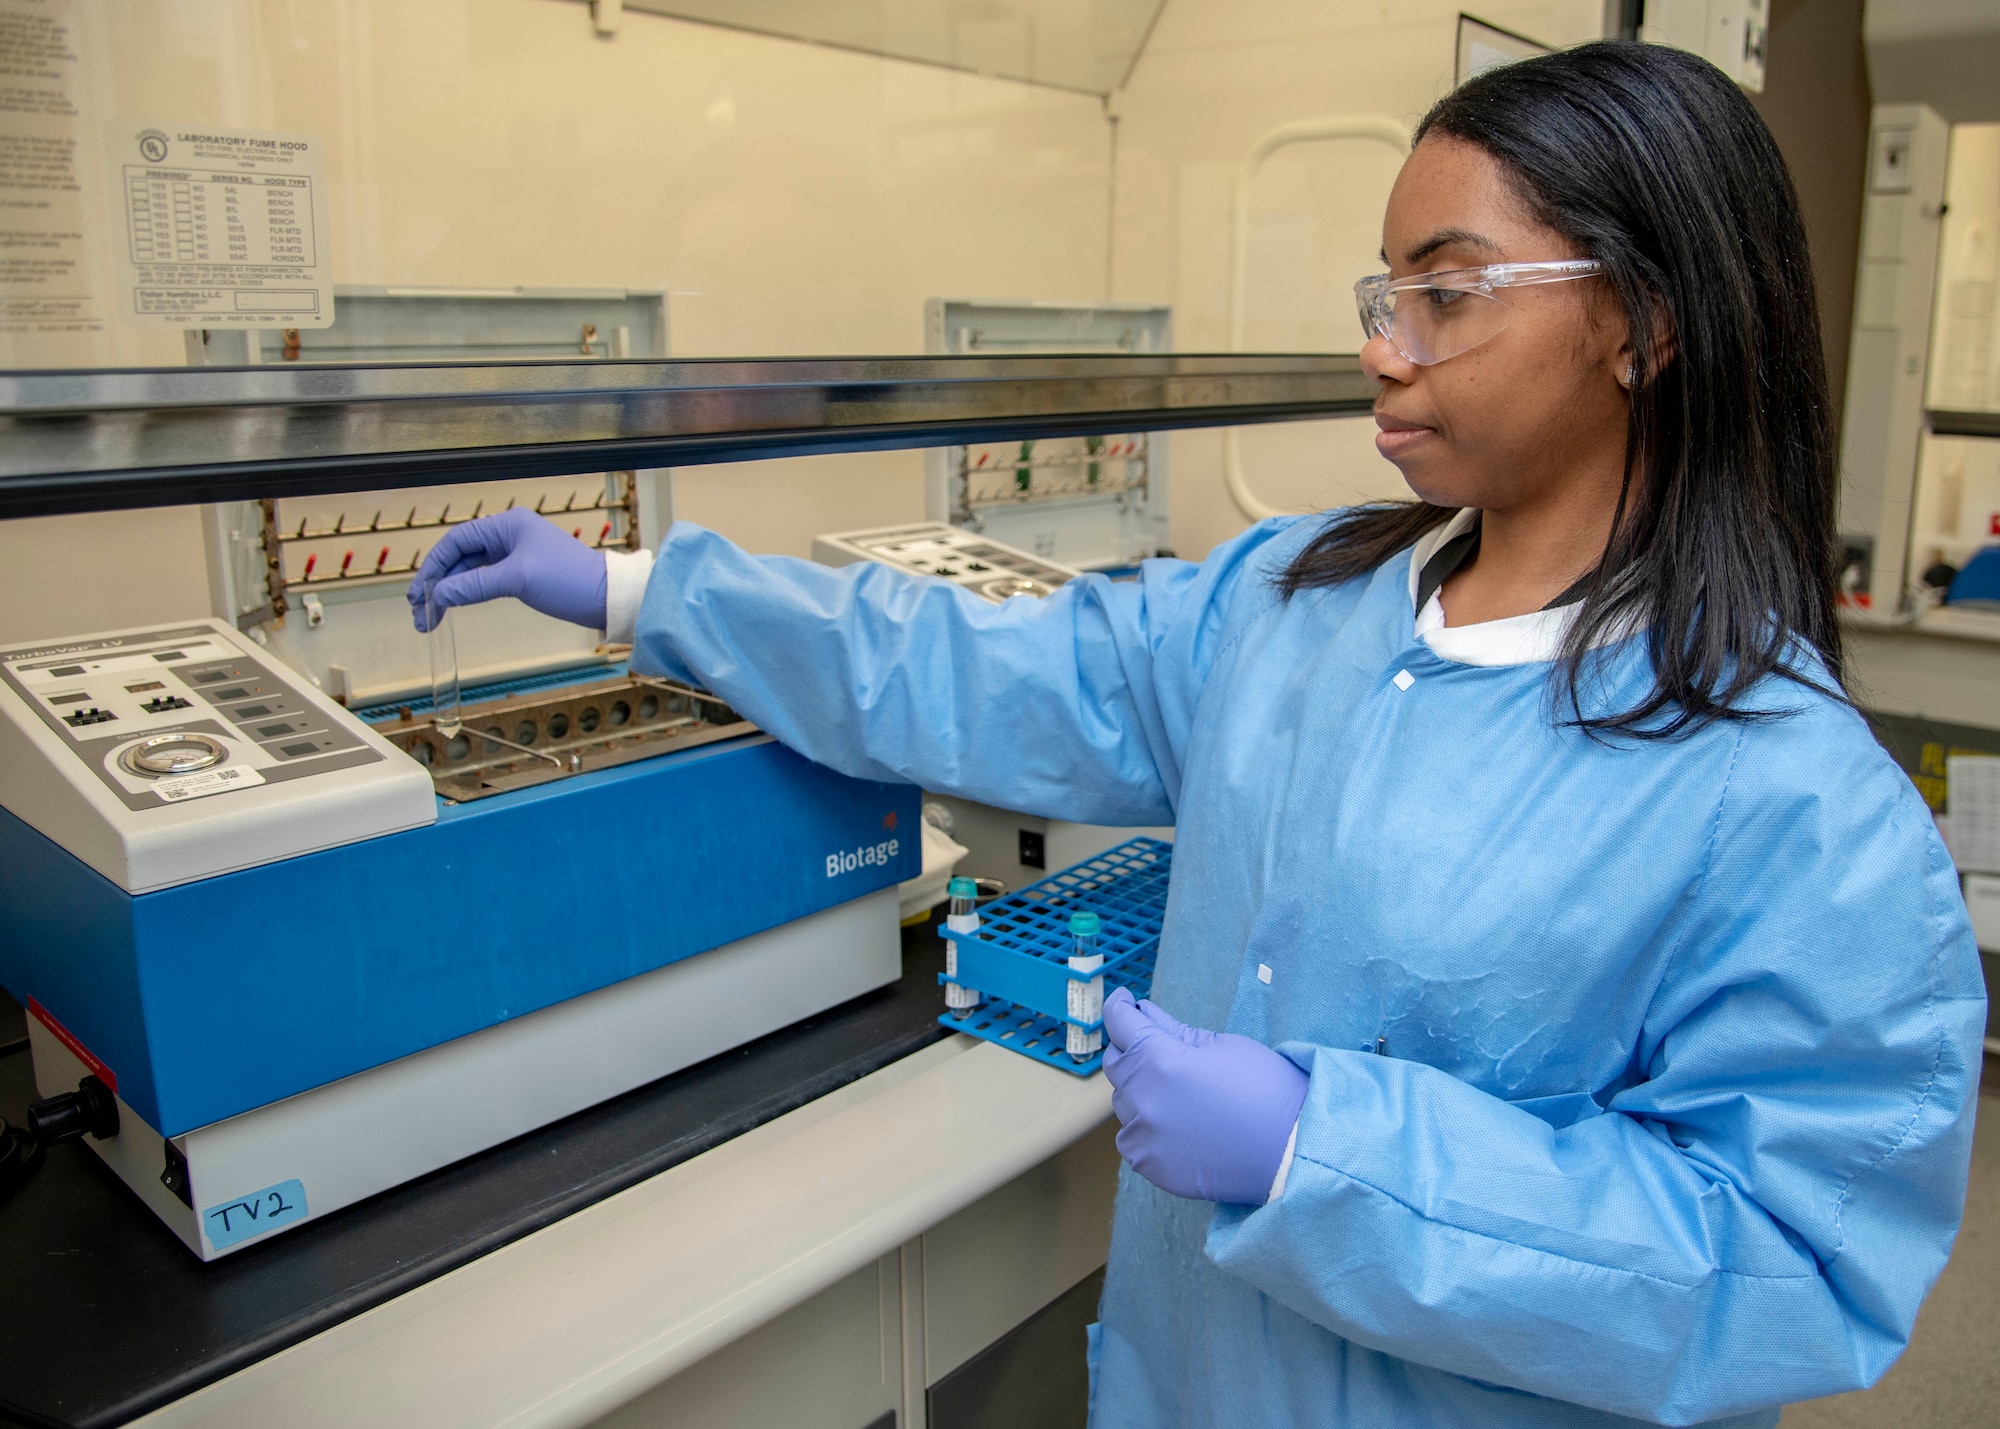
[156,765,265,803]
[1947,755,2000,873]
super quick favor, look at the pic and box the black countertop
[0,919,951,1429]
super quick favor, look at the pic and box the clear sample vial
[943,875,982,1018]
[427,590,461,737]
[1066,910,1105,1061]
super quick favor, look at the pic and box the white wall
[1,0,1608,642]
[24,0,1111,364]
[0,507,214,645]
[0,0,1111,643]
[1111,0,1605,558]
[1926,122,2000,414]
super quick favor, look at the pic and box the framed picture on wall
[1455,14,1552,85]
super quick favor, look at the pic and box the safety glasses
[1354,259,1606,366]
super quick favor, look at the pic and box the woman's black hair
[1277,40,1842,738]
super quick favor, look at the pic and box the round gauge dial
[119,732,228,778]
[980,576,1054,600]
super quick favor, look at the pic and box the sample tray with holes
[940,837,1170,1076]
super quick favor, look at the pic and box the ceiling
[624,0,1172,96]
[1865,0,2000,122]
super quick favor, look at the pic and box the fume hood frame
[0,353,1375,519]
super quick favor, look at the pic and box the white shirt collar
[1407,508,1577,668]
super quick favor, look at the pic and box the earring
[1622,364,1637,389]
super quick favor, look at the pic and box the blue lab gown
[628,516,1985,1428]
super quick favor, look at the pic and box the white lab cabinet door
[591,1125,1120,1429]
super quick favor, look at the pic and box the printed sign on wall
[105,120,333,330]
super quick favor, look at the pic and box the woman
[412,42,1983,1429]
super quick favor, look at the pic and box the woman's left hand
[1101,988,1309,1206]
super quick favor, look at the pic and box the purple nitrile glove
[407,508,609,632]
[1101,987,1309,1206]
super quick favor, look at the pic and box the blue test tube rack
[938,837,1171,1076]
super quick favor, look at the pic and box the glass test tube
[1066,910,1105,1061]
[427,590,461,737]
[943,875,982,1018]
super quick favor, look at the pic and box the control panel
[810,523,1080,603]
[0,621,435,893]
[6,627,374,811]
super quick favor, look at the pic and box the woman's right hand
[407,508,609,632]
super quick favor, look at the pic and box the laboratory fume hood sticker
[0,0,104,340]
[104,119,334,330]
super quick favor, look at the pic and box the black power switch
[1019,828,1046,870]
[161,1141,193,1207]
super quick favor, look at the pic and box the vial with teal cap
[1066,910,1105,1061]
[943,876,982,1018]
